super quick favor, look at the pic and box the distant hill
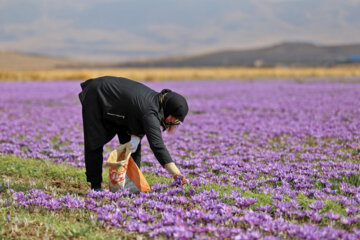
[0,51,79,70]
[0,51,110,70]
[116,42,360,67]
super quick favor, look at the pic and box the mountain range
[117,42,360,67]
[1,42,360,70]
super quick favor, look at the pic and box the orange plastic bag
[106,142,151,193]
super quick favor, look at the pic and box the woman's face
[165,115,180,134]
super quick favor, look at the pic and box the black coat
[78,76,173,166]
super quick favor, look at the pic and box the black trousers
[84,133,142,189]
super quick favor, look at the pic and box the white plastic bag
[106,142,151,193]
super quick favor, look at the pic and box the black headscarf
[160,89,189,122]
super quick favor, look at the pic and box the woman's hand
[164,162,186,185]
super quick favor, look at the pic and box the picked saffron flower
[172,175,186,187]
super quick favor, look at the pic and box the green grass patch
[0,203,136,239]
[296,193,313,210]
[143,172,172,185]
[0,154,90,197]
[0,155,84,181]
[321,200,346,215]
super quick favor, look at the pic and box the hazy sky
[1,0,360,61]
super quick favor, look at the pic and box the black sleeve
[142,113,173,167]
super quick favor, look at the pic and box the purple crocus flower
[308,200,324,210]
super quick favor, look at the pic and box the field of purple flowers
[1,79,360,239]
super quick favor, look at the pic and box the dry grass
[1,66,360,81]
